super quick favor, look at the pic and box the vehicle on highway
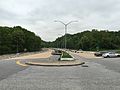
[94,51,108,57]
[102,52,120,58]
[51,50,62,55]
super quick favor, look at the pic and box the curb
[25,62,85,67]
[16,60,28,67]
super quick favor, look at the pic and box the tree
[0,26,42,55]
[12,28,25,53]
[43,29,120,51]
[80,35,90,50]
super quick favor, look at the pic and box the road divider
[25,61,85,67]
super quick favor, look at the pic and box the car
[94,51,108,57]
[51,50,62,55]
[102,52,120,58]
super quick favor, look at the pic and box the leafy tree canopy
[43,29,120,51]
[0,26,41,55]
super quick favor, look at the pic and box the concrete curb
[25,62,85,67]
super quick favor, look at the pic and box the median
[24,50,85,67]
[60,51,74,61]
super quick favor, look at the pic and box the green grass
[61,51,73,58]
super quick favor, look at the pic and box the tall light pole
[54,20,78,49]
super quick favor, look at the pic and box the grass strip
[61,51,73,58]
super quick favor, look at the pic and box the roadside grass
[61,51,73,58]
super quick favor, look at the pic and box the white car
[102,52,120,58]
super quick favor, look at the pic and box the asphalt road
[0,54,120,90]
[0,55,59,81]
[72,53,120,73]
[0,59,28,81]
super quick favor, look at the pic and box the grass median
[61,51,73,58]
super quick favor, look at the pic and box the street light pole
[54,20,78,49]
[64,25,67,49]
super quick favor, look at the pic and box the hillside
[0,26,41,55]
[43,29,120,51]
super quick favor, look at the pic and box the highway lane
[0,49,52,81]
[71,53,120,73]
[91,58,120,73]
[0,52,119,83]
[0,59,28,81]
[0,52,120,90]
[0,55,120,90]
[0,54,59,81]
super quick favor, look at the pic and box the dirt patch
[0,49,52,60]
[12,49,53,59]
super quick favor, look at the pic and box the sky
[0,0,120,41]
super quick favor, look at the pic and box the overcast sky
[0,0,120,41]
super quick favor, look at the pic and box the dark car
[94,51,108,57]
[51,50,62,55]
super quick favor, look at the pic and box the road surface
[72,53,120,73]
[0,59,28,81]
[0,53,120,90]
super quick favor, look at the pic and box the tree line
[43,29,120,51]
[0,26,41,55]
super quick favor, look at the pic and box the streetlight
[54,20,78,49]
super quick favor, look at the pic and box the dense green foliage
[44,29,120,51]
[0,26,41,55]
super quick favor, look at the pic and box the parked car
[102,52,120,58]
[94,51,108,57]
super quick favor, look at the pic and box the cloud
[0,0,120,41]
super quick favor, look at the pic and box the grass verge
[61,51,73,58]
